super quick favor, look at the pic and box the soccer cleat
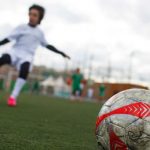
[7,97,17,107]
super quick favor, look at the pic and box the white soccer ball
[95,89,150,150]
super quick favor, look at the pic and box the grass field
[0,93,101,150]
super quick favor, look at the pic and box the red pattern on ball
[96,102,150,150]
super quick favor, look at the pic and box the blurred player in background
[71,68,83,100]
[0,4,70,106]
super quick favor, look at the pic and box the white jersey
[7,24,48,61]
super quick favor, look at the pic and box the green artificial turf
[0,93,101,150]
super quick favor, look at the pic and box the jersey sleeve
[40,31,48,47]
[7,25,22,41]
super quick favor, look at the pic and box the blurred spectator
[87,87,94,100]
[99,84,106,100]
[32,80,40,93]
[71,68,83,99]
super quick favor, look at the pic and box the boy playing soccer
[0,4,70,106]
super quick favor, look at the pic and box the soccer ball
[95,89,150,150]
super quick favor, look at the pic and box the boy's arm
[0,25,22,47]
[40,31,70,59]
[46,44,70,59]
[0,38,10,46]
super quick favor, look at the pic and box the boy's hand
[62,53,71,59]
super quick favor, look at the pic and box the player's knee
[19,62,30,80]
[0,54,11,66]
